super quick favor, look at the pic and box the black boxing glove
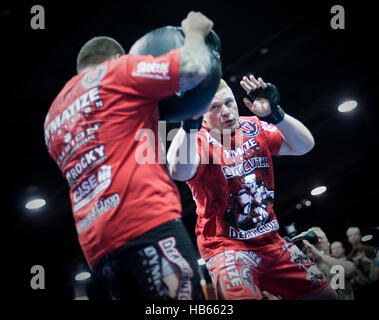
[247,83,285,124]
[181,116,203,133]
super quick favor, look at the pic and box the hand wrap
[247,83,285,124]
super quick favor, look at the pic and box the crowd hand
[302,239,322,260]
[241,75,271,117]
[353,255,373,266]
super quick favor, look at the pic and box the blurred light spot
[25,199,46,210]
[361,234,373,242]
[338,100,357,112]
[311,186,327,196]
[75,272,91,281]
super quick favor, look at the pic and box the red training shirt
[187,116,283,260]
[44,50,182,268]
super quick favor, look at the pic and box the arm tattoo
[179,37,211,92]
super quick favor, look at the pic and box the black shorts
[93,219,204,300]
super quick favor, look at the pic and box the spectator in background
[303,227,356,300]
[350,244,379,287]
[346,227,362,253]
[330,241,347,259]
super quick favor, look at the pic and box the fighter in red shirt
[167,76,338,299]
[44,11,214,300]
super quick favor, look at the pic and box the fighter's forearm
[276,113,315,156]
[167,128,200,181]
[179,34,211,92]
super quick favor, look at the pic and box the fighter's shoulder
[106,55,129,72]
[239,115,260,123]
[47,75,81,116]
[239,116,278,132]
[238,116,262,129]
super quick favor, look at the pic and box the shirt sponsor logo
[45,87,102,143]
[77,193,120,233]
[221,157,269,179]
[222,138,260,160]
[132,61,170,80]
[239,120,259,137]
[65,145,106,187]
[229,219,279,240]
[81,65,106,89]
[261,121,278,132]
[57,123,101,168]
[72,165,112,212]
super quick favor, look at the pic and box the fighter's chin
[222,119,238,131]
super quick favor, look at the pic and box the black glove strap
[261,105,285,124]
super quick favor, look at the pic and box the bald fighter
[167,75,338,300]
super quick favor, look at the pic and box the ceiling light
[75,271,91,281]
[25,198,46,210]
[310,186,327,196]
[338,100,357,112]
[304,200,312,207]
[361,234,373,242]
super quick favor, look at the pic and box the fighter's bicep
[277,139,299,156]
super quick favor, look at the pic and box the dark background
[4,0,378,300]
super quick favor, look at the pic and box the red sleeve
[124,49,180,99]
[259,119,283,156]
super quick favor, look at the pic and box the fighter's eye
[225,99,233,106]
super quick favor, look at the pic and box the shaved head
[76,36,125,73]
